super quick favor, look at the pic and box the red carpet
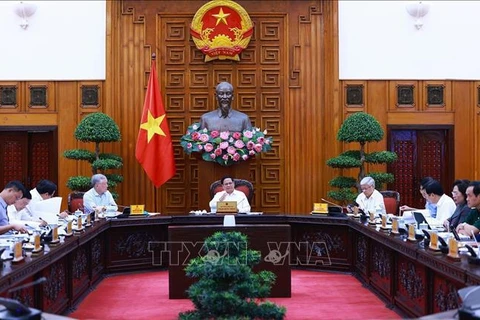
[70,270,400,320]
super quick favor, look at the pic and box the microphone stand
[320,198,345,216]
[0,277,46,319]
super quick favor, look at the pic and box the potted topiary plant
[179,231,286,320]
[326,112,397,203]
[63,112,123,197]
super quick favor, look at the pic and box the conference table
[0,214,479,318]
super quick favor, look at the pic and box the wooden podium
[168,224,291,299]
[197,157,251,211]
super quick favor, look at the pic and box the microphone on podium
[0,277,46,319]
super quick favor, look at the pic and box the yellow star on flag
[140,110,166,143]
[212,7,230,26]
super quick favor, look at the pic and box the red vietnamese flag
[135,58,176,187]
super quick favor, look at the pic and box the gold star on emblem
[212,7,230,26]
[140,110,166,142]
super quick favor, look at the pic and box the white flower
[192,124,198,130]
[263,129,268,135]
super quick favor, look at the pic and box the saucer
[32,246,43,254]
[23,243,35,251]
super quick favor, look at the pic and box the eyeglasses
[361,186,373,192]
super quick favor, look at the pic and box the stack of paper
[30,197,62,224]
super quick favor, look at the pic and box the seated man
[8,190,32,222]
[30,179,57,202]
[457,181,480,237]
[21,180,61,224]
[422,180,456,225]
[209,176,251,213]
[0,180,28,234]
[400,177,437,216]
[352,177,386,215]
[83,174,118,215]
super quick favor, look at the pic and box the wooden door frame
[387,124,454,195]
[0,126,58,190]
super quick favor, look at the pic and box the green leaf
[340,150,361,159]
[365,151,398,164]
[337,112,384,143]
[367,172,395,186]
[202,152,214,162]
[75,112,121,143]
[63,149,96,162]
[327,189,357,203]
[181,231,285,319]
[92,159,123,170]
[66,176,91,192]
[105,173,123,184]
[99,153,123,163]
[326,155,362,168]
[329,176,357,188]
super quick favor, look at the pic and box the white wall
[0,1,106,80]
[339,1,480,80]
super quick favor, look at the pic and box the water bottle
[211,203,217,214]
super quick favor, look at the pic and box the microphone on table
[8,277,47,294]
[320,198,345,216]
[320,198,343,210]
[0,277,47,318]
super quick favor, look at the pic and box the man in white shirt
[209,176,251,213]
[353,177,386,215]
[16,180,57,225]
[83,174,118,214]
[400,176,437,216]
[30,180,57,203]
[7,190,32,222]
[423,180,456,225]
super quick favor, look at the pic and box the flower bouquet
[180,122,273,166]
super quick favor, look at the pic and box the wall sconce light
[13,1,37,30]
[406,1,430,30]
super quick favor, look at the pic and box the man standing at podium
[200,82,252,132]
[209,176,251,213]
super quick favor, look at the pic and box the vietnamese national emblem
[190,0,253,62]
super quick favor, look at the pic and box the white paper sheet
[30,197,62,224]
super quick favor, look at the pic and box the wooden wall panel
[3,1,480,215]
[107,0,330,214]
[341,79,478,196]
[452,82,475,180]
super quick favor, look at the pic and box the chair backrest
[380,190,400,215]
[210,179,254,203]
[68,192,85,213]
